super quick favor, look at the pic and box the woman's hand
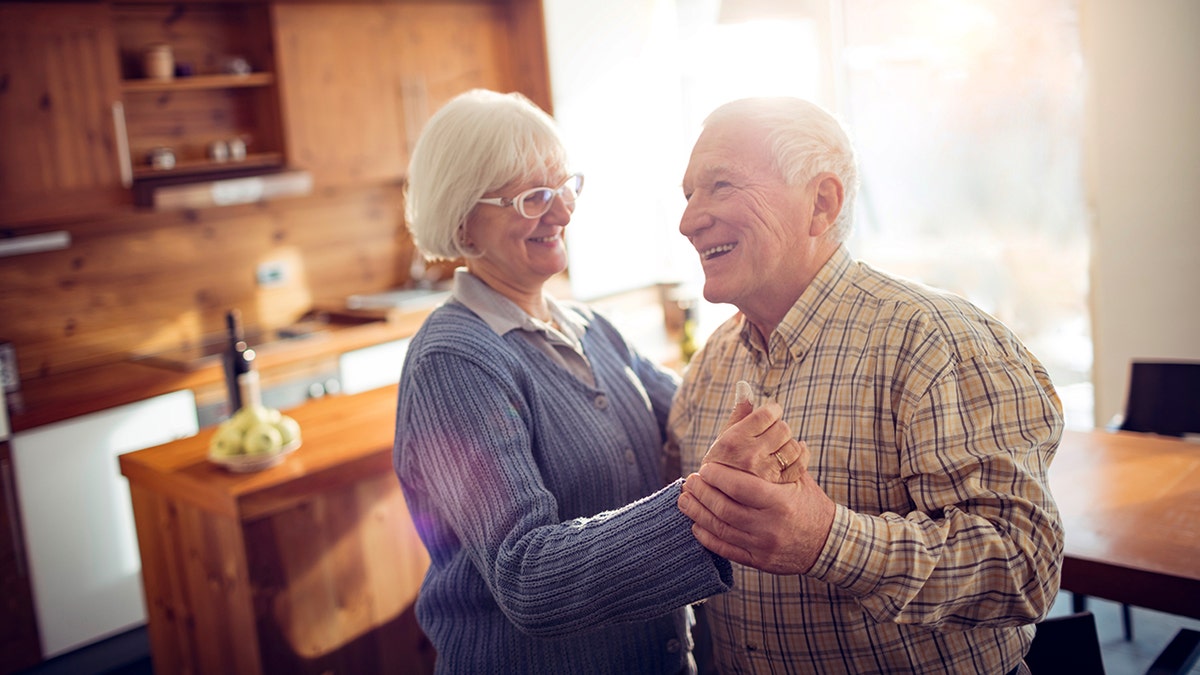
[701,381,808,483]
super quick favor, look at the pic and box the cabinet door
[273,4,408,189]
[10,390,198,659]
[0,441,41,675]
[0,3,129,225]
[388,1,529,139]
[273,1,545,190]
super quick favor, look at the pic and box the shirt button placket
[761,340,788,402]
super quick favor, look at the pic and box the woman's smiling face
[463,166,574,299]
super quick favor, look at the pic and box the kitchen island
[119,384,432,675]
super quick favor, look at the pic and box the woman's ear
[457,224,475,251]
[809,174,844,237]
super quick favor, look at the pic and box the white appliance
[338,338,411,395]
[10,389,198,658]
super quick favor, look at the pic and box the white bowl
[208,440,300,473]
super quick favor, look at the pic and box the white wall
[1081,0,1200,425]
[541,0,693,301]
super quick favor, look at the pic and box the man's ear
[809,173,844,237]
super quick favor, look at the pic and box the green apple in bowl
[275,415,302,447]
[242,422,284,456]
[210,422,245,458]
[230,405,279,432]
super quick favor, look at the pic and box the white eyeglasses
[476,174,584,219]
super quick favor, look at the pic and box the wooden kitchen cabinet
[0,441,41,675]
[111,3,288,189]
[272,3,408,188]
[0,0,550,223]
[120,74,284,180]
[0,3,130,226]
[273,0,552,188]
[119,385,433,675]
[0,2,292,225]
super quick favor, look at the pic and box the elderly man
[671,97,1064,674]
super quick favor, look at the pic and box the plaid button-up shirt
[667,246,1063,674]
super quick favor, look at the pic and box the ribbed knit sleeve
[394,303,731,673]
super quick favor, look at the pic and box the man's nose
[679,198,707,237]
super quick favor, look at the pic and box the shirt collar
[450,268,588,343]
[739,245,855,361]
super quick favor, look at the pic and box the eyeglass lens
[519,174,583,218]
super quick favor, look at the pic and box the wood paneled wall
[0,186,412,380]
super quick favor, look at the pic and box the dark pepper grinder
[223,309,255,414]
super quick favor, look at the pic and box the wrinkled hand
[678,461,836,575]
[702,381,808,483]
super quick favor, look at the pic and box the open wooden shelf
[131,152,283,180]
[121,72,274,93]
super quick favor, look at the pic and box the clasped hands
[677,383,836,575]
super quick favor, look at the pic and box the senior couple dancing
[391,89,1064,675]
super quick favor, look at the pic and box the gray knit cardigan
[393,300,732,674]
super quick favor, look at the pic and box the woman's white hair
[405,89,569,260]
[703,97,860,242]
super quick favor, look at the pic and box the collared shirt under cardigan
[666,245,1064,675]
[394,269,733,675]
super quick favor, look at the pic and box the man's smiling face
[679,119,819,331]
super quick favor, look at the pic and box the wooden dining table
[1050,429,1200,620]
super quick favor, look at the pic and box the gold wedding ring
[772,451,788,471]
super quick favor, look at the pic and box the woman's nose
[543,191,574,225]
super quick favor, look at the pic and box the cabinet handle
[1,456,28,578]
[112,101,133,188]
[401,78,429,155]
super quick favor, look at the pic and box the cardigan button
[593,394,609,410]
[666,638,682,653]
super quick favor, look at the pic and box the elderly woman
[392,89,739,674]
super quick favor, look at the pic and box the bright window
[672,0,1091,427]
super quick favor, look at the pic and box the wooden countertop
[119,384,400,522]
[9,277,668,435]
[9,308,430,433]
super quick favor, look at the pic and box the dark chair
[1078,361,1200,640]
[1026,611,1107,675]
[1025,611,1200,675]
[1118,360,1200,438]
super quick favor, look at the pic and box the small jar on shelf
[142,43,174,80]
